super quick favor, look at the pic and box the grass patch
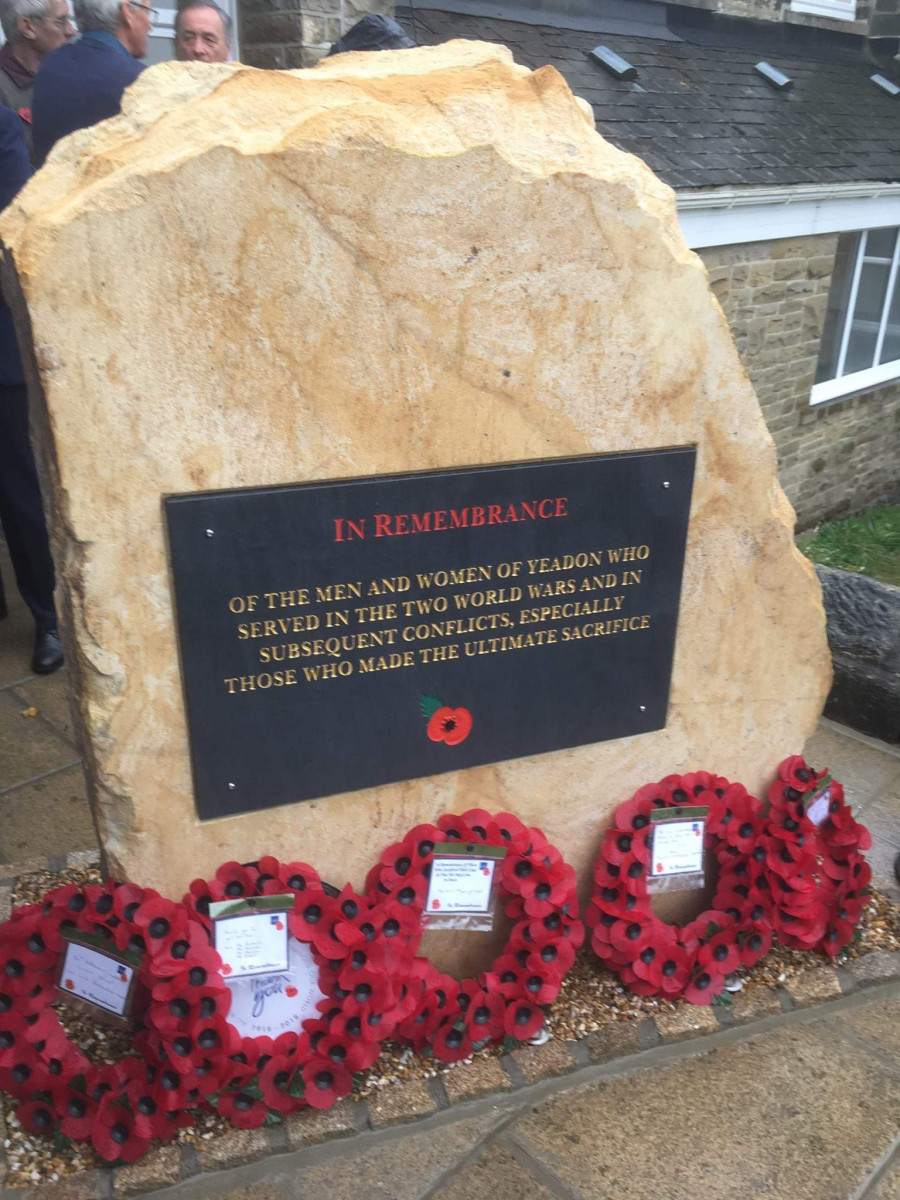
[798,506,900,587]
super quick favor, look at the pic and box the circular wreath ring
[586,773,773,1005]
[0,879,202,1162]
[764,755,872,957]
[157,856,422,1128]
[364,810,584,1062]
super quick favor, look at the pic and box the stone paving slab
[430,1143,557,1200]
[0,689,77,795]
[0,763,95,865]
[509,1002,900,1200]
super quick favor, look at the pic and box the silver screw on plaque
[205,529,214,537]
[639,705,646,712]
[228,782,236,790]
[662,481,670,489]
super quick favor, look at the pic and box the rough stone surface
[430,1143,557,1199]
[509,1019,900,1200]
[785,967,843,1007]
[0,46,830,910]
[872,1163,900,1200]
[442,1056,511,1103]
[196,1127,272,1171]
[112,1145,182,1195]
[849,951,900,987]
[367,1078,437,1126]
[288,1113,501,1199]
[584,1020,643,1062]
[728,985,785,1023]
[816,565,900,744]
[284,1098,358,1147]
[511,1038,577,1083]
[654,1005,719,1040]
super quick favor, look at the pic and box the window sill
[810,360,900,406]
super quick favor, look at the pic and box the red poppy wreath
[167,857,422,1127]
[764,755,872,957]
[0,879,201,1162]
[586,773,773,1005]
[364,811,584,1061]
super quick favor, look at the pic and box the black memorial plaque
[165,450,695,820]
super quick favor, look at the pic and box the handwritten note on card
[650,819,706,878]
[59,940,134,1017]
[426,855,497,914]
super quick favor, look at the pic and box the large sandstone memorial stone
[0,42,831,906]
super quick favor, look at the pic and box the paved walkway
[2,539,900,1198]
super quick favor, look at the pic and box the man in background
[0,0,74,163]
[32,0,151,165]
[174,0,230,62]
[0,105,63,673]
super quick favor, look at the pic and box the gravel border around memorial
[0,857,898,1197]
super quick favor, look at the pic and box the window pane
[865,227,897,260]
[815,232,860,383]
[879,281,900,365]
[843,260,890,374]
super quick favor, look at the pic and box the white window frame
[810,227,900,405]
[790,0,857,21]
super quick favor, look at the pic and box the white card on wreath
[59,940,134,1017]
[212,907,289,979]
[650,819,705,877]
[426,854,497,914]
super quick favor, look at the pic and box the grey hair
[73,0,123,33]
[174,0,232,44]
[0,0,57,43]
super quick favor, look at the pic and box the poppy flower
[683,969,725,1006]
[697,931,741,976]
[91,1102,152,1163]
[16,1098,57,1137]
[427,706,473,746]
[301,1056,353,1109]
[432,1022,474,1063]
[502,1001,545,1041]
[738,925,772,967]
[211,862,259,901]
[134,898,189,949]
[53,1084,98,1140]
[216,1086,269,1128]
[259,1054,303,1112]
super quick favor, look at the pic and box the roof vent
[754,61,793,91]
[871,73,900,96]
[589,45,638,81]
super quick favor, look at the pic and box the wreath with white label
[764,756,872,957]
[364,811,584,1060]
[167,857,422,1126]
[586,773,773,1004]
[0,880,199,1162]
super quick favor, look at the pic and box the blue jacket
[0,104,31,385]
[33,32,144,167]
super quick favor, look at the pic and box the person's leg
[0,381,62,672]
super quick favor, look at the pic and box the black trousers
[0,381,57,630]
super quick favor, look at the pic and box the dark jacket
[0,104,31,385]
[0,44,36,164]
[32,31,143,167]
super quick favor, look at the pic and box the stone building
[237,0,900,530]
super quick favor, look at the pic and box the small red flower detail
[427,706,472,746]
[284,986,297,998]
[64,979,74,990]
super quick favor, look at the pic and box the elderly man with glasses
[32,0,155,165]
[0,0,74,162]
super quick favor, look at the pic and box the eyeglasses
[42,13,74,26]
[129,1,158,20]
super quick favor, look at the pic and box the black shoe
[32,628,63,675]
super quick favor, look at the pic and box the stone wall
[700,234,900,531]
[238,0,391,67]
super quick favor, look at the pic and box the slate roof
[395,3,900,189]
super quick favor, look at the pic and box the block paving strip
[0,854,897,1200]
